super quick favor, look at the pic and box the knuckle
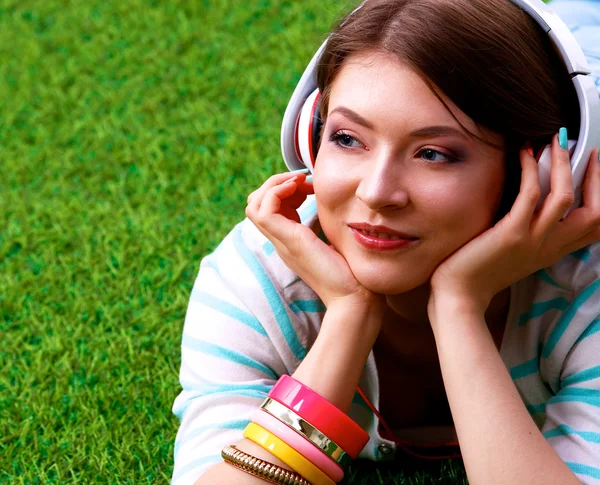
[505,231,525,247]
[589,210,600,227]
[524,188,541,203]
[554,191,574,207]
[254,214,268,227]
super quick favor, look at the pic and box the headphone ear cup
[295,89,321,171]
[312,99,323,162]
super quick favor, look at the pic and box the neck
[380,284,511,357]
[385,282,431,325]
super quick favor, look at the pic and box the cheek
[417,169,505,228]
[313,155,355,209]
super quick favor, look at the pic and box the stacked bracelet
[221,444,311,485]
[244,422,336,485]
[252,408,344,483]
[268,375,369,458]
[222,375,369,485]
[260,397,351,469]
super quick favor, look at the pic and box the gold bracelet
[221,444,313,485]
[260,397,351,468]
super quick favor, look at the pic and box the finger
[246,180,304,249]
[247,189,258,204]
[581,148,600,210]
[284,178,315,209]
[534,132,574,237]
[552,148,600,241]
[247,171,308,212]
[559,225,600,258]
[250,177,314,223]
[257,177,304,222]
[505,146,540,231]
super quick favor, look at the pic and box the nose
[355,150,409,211]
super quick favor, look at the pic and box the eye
[329,130,364,150]
[418,148,459,164]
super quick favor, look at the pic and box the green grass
[0,0,467,483]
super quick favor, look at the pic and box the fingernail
[284,176,298,184]
[559,127,568,150]
[526,146,534,157]
[306,175,313,182]
[291,168,310,174]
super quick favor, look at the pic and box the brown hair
[316,0,580,219]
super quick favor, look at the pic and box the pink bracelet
[251,409,344,483]
[268,375,369,458]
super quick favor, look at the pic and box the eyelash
[328,130,461,164]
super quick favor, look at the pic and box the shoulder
[510,243,600,392]
[204,195,320,291]
[189,196,324,365]
[540,241,600,296]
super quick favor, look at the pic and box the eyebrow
[328,106,467,140]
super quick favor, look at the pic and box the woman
[172,0,600,484]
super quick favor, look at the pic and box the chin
[352,265,433,295]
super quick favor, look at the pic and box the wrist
[428,290,487,333]
[326,291,385,331]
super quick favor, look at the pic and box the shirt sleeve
[170,220,307,485]
[540,283,600,484]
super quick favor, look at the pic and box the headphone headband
[280,0,600,204]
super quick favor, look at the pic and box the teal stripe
[171,454,222,483]
[232,225,306,361]
[181,335,278,379]
[526,403,546,414]
[262,240,275,256]
[535,268,562,288]
[543,424,600,443]
[510,357,539,380]
[192,290,268,337]
[203,257,221,275]
[548,387,600,407]
[180,381,272,395]
[565,462,600,480]
[174,419,251,456]
[518,297,569,327]
[173,382,268,419]
[289,299,326,313]
[298,198,317,223]
[569,247,592,262]
[562,365,600,388]
[574,318,600,346]
[543,280,600,358]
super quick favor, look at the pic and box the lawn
[0,0,472,483]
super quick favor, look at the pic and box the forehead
[328,49,503,146]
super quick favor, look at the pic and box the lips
[347,223,418,240]
[348,223,419,252]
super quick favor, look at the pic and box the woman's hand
[245,171,382,310]
[428,136,600,316]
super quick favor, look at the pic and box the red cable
[355,385,462,461]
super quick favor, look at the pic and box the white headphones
[280,0,600,215]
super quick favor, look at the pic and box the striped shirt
[171,196,600,485]
[172,1,600,483]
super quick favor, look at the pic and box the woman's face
[313,50,507,295]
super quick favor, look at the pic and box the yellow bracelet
[243,422,337,485]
